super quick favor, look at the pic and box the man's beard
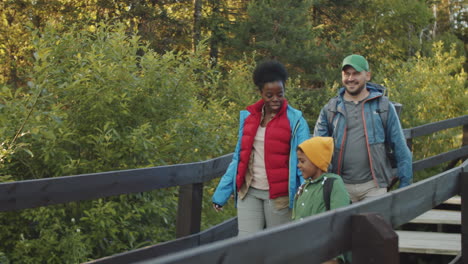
[345,82,366,96]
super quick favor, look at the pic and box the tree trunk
[209,0,219,67]
[193,0,202,52]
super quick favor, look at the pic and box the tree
[227,0,327,86]
[380,42,467,180]
[193,0,203,51]
[0,22,241,263]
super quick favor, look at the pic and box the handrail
[0,154,232,212]
[132,161,467,264]
[413,145,468,172]
[403,115,468,139]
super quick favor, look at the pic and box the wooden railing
[138,162,468,264]
[0,115,467,264]
[404,116,468,172]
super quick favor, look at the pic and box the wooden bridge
[399,197,461,256]
[1,115,467,264]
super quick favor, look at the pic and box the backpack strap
[322,177,336,211]
[377,96,390,131]
[326,97,339,135]
[377,96,400,169]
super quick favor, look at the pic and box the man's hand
[213,203,223,212]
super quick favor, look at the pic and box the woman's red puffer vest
[235,99,292,199]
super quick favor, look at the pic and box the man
[313,54,412,203]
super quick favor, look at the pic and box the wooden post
[445,124,468,170]
[352,213,399,264]
[461,171,468,263]
[406,137,413,153]
[463,124,468,148]
[176,183,203,238]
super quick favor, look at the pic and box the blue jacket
[212,104,310,208]
[313,84,412,188]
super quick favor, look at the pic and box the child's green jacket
[292,173,350,220]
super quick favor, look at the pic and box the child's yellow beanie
[298,137,334,172]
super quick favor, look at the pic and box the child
[292,136,350,264]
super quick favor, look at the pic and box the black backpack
[322,177,336,211]
[323,177,353,211]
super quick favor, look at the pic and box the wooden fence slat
[86,218,238,264]
[461,171,468,263]
[0,154,232,212]
[409,115,468,139]
[413,146,468,172]
[199,218,237,245]
[84,234,200,264]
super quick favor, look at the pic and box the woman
[212,61,310,237]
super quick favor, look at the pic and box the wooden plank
[409,115,468,139]
[461,171,468,262]
[86,218,237,264]
[176,183,203,238]
[444,196,461,205]
[412,146,468,172]
[84,234,200,264]
[396,231,461,255]
[0,154,232,212]
[199,217,237,245]
[410,209,461,225]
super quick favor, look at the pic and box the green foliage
[310,0,435,82]
[228,0,327,84]
[286,77,338,129]
[382,42,466,127]
[365,0,432,59]
[381,42,467,181]
[0,22,241,263]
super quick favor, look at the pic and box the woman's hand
[213,203,223,212]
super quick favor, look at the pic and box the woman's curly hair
[252,60,288,91]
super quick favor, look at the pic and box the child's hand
[213,203,223,212]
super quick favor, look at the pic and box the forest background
[0,0,466,263]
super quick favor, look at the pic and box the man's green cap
[342,54,369,72]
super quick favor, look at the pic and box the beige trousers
[236,187,291,237]
[345,180,387,203]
